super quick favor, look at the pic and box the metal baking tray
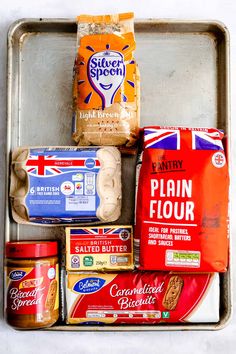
[6,18,231,331]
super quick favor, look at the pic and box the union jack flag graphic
[26,153,100,176]
[192,130,224,150]
[144,128,181,150]
[70,227,130,240]
[144,127,224,150]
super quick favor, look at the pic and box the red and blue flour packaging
[10,146,122,224]
[135,126,229,272]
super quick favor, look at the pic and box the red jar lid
[6,241,58,259]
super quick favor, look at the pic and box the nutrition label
[86,310,161,319]
[165,250,200,268]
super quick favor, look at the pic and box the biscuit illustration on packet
[45,279,58,311]
[162,276,184,310]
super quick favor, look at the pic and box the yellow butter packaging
[66,225,134,271]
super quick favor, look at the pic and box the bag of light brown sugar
[72,12,140,146]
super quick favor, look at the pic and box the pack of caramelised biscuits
[8,13,229,329]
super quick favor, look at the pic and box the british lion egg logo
[73,277,105,294]
[9,270,26,281]
[60,181,74,195]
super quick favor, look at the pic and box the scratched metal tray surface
[6,18,231,331]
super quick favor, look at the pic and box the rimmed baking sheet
[6,18,231,331]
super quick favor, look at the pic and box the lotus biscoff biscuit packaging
[66,272,219,324]
[135,126,229,272]
[72,12,140,146]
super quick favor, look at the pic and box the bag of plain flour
[72,12,140,146]
[135,126,229,272]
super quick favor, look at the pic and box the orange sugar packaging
[72,13,140,146]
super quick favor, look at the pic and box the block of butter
[66,226,133,271]
[10,146,121,225]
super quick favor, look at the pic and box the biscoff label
[135,127,229,272]
[66,226,133,271]
[66,272,216,324]
[6,265,59,315]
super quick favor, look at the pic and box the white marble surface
[1,0,236,353]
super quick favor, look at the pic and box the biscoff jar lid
[6,241,58,259]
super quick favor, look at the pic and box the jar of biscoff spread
[5,241,59,329]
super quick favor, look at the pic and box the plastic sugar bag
[72,13,140,146]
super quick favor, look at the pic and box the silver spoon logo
[88,50,126,109]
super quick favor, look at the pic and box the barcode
[134,153,143,225]
[45,147,78,151]
[134,239,140,267]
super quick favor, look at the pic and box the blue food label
[25,148,101,224]
[85,158,96,169]
[9,270,26,281]
[73,277,106,294]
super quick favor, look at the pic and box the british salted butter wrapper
[10,146,121,225]
[66,226,134,271]
[66,272,219,324]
